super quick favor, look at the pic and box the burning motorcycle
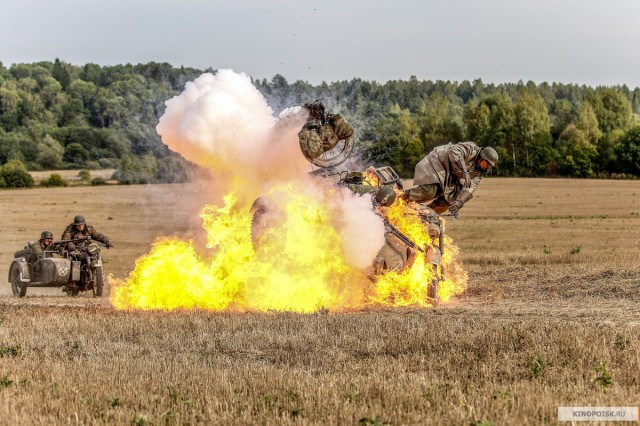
[250,165,455,304]
[8,236,107,297]
[245,101,463,305]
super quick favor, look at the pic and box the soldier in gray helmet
[8,230,57,274]
[403,142,498,215]
[25,230,56,272]
[61,214,113,249]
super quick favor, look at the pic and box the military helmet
[375,185,397,207]
[480,147,499,167]
[73,215,86,225]
[40,230,54,240]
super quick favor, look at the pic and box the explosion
[110,70,466,312]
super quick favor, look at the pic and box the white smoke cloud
[157,71,275,168]
[156,69,384,269]
[335,189,386,269]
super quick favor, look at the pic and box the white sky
[2,0,639,88]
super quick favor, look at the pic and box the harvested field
[0,178,639,425]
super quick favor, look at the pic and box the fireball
[110,70,467,312]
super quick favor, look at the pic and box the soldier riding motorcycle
[8,234,110,298]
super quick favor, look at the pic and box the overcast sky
[2,0,639,88]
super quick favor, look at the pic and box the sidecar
[8,248,80,297]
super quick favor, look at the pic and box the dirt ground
[0,178,638,424]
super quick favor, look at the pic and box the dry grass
[0,178,639,425]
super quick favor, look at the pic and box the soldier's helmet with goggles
[40,230,54,240]
[479,147,499,167]
[73,215,86,226]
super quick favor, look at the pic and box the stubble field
[0,178,639,425]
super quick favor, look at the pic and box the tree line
[1,59,639,188]
[255,76,640,178]
[0,59,201,186]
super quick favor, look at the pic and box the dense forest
[1,59,639,188]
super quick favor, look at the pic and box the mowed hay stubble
[0,178,639,424]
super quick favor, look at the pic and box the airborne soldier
[61,215,113,249]
[298,101,354,165]
[403,142,498,214]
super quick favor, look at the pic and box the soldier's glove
[462,171,472,189]
[448,200,464,215]
[67,242,76,250]
[104,240,113,249]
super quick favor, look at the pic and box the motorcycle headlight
[87,243,99,255]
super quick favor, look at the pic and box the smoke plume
[156,69,384,269]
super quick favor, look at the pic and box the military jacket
[28,241,48,264]
[61,224,110,245]
[413,141,484,202]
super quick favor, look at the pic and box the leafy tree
[0,159,34,188]
[60,98,88,126]
[0,84,21,131]
[632,88,640,115]
[585,88,633,134]
[558,124,597,177]
[78,169,91,181]
[36,134,65,169]
[79,63,105,86]
[575,102,602,145]
[361,104,423,177]
[63,142,90,164]
[513,90,552,175]
[464,94,514,175]
[550,99,574,140]
[417,94,463,152]
[90,177,107,186]
[1,59,639,180]
[602,129,626,173]
[615,126,640,175]
[51,58,71,89]
[41,173,69,187]
[0,131,36,164]
[113,153,158,184]
[17,77,38,93]
[37,76,63,109]
[157,155,190,183]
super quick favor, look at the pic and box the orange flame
[110,184,467,312]
[369,198,467,307]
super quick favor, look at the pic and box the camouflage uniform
[298,102,354,160]
[61,224,111,246]
[405,141,484,213]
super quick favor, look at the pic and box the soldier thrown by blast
[403,141,498,215]
[61,215,113,249]
[298,100,354,161]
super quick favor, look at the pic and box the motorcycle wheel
[9,264,27,298]
[302,136,354,168]
[94,266,104,297]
